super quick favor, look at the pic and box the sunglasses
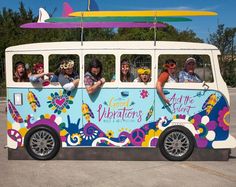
[138,68,151,75]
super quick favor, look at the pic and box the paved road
[0,89,236,187]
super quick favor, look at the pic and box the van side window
[13,54,43,82]
[84,54,115,82]
[49,54,80,82]
[120,54,152,83]
[158,55,214,83]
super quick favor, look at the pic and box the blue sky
[0,0,235,41]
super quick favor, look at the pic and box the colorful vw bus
[5,41,236,160]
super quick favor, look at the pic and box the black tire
[24,126,60,160]
[158,126,195,161]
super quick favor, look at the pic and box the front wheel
[158,126,195,161]
[24,126,60,160]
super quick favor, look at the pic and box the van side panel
[155,88,230,148]
[7,87,231,149]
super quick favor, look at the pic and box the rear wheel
[159,126,195,161]
[24,126,60,160]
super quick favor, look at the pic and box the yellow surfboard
[69,10,217,17]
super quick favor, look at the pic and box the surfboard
[20,22,167,29]
[62,2,74,17]
[69,10,217,17]
[46,16,192,23]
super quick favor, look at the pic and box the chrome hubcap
[164,131,190,157]
[30,130,55,157]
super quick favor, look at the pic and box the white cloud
[199,5,220,11]
[158,6,193,10]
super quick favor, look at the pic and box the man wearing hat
[179,57,202,83]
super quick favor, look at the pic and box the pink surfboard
[62,2,73,17]
[20,22,167,29]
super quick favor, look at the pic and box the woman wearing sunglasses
[156,59,178,104]
[134,66,151,83]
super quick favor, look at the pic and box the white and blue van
[5,41,236,160]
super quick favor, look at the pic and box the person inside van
[29,63,54,83]
[156,59,178,104]
[58,59,80,91]
[50,63,61,82]
[84,58,106,94]
[111,59,134,82]
[13,61,29,82]
[50,69,59,82]
[179,57,202,83]
[134,66,151,83]
[120,59,135,82]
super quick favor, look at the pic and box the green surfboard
[46,16,192,23]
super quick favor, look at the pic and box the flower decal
[191,114,217,148]
[80,129,98,140]
[140,89,149,99]
[142,129,162,147]
[218,107,230,131]
[173,114,186,120]
[47,90,74,114]
[106,130,114,139]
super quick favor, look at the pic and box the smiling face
[166,63,176,75]
[91,67,101,76]
[36,67,44,74]
[121,64,130,76]
[65,67,73,75]
[186,62,196,74]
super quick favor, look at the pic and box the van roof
[6,41,218,52]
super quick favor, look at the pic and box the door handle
[202,81,209,90]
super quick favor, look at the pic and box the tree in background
[0,2,114,95]
[3,2,228,96]
[115,26,202,42]
[208,24,236,87]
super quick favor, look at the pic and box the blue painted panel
[6,87,230,149]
